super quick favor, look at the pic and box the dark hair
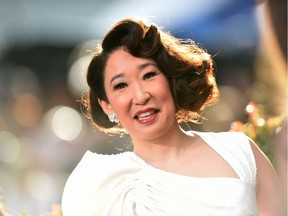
[83,18,219,133]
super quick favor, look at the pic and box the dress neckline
[127,144,241,182]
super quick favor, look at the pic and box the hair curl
[83,18,219,133]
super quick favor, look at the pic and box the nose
[132,83,150,105]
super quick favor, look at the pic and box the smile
[137,110,157,120]
[134,109,159,123]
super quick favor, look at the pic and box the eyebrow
[138,62,158,70]
[109,62,158,85]
[110,73,124,85]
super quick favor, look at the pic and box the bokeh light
[45,106,83,141]
[257,118,265,127]
[246,103,256,114]
[24,169,56,201]
[0,0,286,215]
[0,131,21,164]
[10,66,40,96]
[11,93,43,128]
[67,55,91,98]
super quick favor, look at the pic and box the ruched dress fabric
[62,131,258,216]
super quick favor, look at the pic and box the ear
[98,98,113,115]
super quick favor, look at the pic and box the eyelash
[143,71,157,80]
[113,71,158,91]
[113,82,127,90]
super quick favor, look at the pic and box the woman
[62,18,282,215]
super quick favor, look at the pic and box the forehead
[105,49,155,75]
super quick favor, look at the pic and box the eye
[143,72,157,80]
[113,82,127,90]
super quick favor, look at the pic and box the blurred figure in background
[257,0,287,214]
[266,0,286,214]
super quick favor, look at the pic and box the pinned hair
[84,18,219,133]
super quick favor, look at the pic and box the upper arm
[249,139,284,216]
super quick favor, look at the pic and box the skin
[99,48,283,215]
[99,48,180,143]
[250,141,284,215]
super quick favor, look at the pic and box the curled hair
[83,18,219,133]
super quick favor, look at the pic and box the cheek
[104,86,130,113]
[109,95,130,112]
[154,80,173,100]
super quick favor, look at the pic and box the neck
[131,126,192,163]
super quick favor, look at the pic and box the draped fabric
[62,131,258,216]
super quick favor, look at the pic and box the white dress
[61,131,258,216]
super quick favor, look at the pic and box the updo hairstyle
[83,18,219,133]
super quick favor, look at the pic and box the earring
[108,113,119,124]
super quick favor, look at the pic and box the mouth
[134,109,159,121]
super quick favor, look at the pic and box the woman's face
[99,49,178,141]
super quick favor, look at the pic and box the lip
[134,108,159,124]
[134,108,157,117]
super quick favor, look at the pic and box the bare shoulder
[248,138,284,215]
[183,131,241,178]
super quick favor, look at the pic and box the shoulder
[65,151,132,179]
[199,131,282,214]
[247,137,283,214]
[61,151,137,215]
[196,131,255,162]
[188,130,255,161]
[63,150,137,185]
[189,130,257,182]
[190,130,251,146]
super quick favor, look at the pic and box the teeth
[137,111,155,119]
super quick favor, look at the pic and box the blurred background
[0,0,286,215]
